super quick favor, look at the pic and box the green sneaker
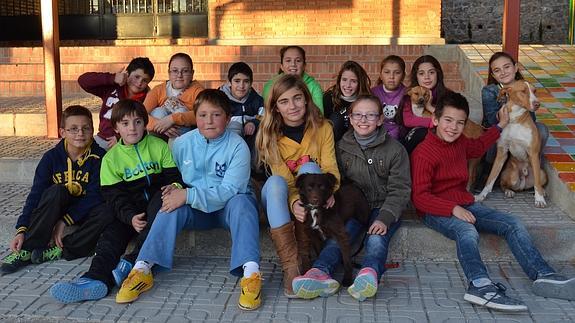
[31,246,62,264]
[1,250,31,275]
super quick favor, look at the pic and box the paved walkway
[461,44,575,191]
[0,183,574,322]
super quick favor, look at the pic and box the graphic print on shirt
[215,162,227,177]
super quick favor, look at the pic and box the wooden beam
[41,0,62,139]
[502,0,520,61]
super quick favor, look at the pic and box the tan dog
[475,81,547,207]
[407,86,432,117]
[463,119,485,191]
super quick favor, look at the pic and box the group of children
[2,46,574,313]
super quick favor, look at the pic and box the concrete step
[1,182,573,263]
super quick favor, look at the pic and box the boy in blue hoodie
[116,89,262,311]
[50,99,182,303]
[1,106,108,275]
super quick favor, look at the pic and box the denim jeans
[261,162,322,229]
[137,194,260,277]
[313,208,401,280]
[422,202,554,282]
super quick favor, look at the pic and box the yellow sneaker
[238,272,262,311]
[115,269,153,304]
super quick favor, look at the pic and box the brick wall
[0,45,464,98]
[208,0,442,43]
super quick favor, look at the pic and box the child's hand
[161,184,178,197]
[324,195,335,209]
[244,122,256,136]
[106,136,118,149]
[10,233,24,252]
[292,199,306,222]
[368,220,388,235]
[164,126,180,138]
[52,220,66,248]
[154,116,176,134]
[131,213,147,232]
[161,189,187,213]
[452,205,476,223]
[114,71,128,86]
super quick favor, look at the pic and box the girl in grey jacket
[292,95,411,301]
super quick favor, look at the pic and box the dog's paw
[504,189,515,198]
[474,193,486,202]
[534,192,547,208]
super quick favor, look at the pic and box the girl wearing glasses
[255,74,340,298]
[144,53,204,138]
[323,60,372,142]
[292,95,411,301]
[400,55,451,154]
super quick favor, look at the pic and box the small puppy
[295,173,370,286]
[407,86,432,117]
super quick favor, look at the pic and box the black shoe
[0,250,32,275]
[463,282,527,312]
[31,246,62,264]
[533,273,575,301]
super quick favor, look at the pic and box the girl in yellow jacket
[255,74,340,297]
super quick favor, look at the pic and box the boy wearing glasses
[51,99,183,303]
[1,106,109,275]
[144,53,203,138]
[79,57,155,150]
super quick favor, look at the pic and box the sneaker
[0,250,31,275]
[347,267,378,301]
[463,282,527,312]
[238,272,262,311]
[50,277,108,303]
[115,269,153,303]
[31,246,62,264]
[533,273,575,301]
[112,258,133,287]
[292,268,340,299]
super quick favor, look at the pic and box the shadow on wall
[212,0,404,43]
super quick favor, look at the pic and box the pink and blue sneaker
[347,267,378,301]
[292,268,340,299]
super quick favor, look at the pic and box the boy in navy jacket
[1,106,109,275]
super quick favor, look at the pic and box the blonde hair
[256,74,323,167]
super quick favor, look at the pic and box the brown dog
[475,81,547,207]
[407,86,432,117]
[295,173,370,286]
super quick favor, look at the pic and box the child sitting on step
[78,57,155,150]
[50,99,182,303]
[116,90,263,311]
[292,95,411,301]
[1,105,109,275]
[411,91,575,312]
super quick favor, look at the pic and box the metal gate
[0,0,208,41]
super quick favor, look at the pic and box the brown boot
[270,221,300,298]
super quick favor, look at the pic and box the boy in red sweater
[411,91,574,312]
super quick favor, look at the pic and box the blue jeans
[137,194,260,277]
[313,209,401,280]
[422,202,554,282]
[261,162,322,228]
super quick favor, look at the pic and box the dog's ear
[296,173,308,189]
[324,173,337,190]
[497,88,510,102]
[424,88,431,102]
[406,87,414,96]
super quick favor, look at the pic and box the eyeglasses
[169,69,192,76]
[65,126,93,134]
[350,113,380,121]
